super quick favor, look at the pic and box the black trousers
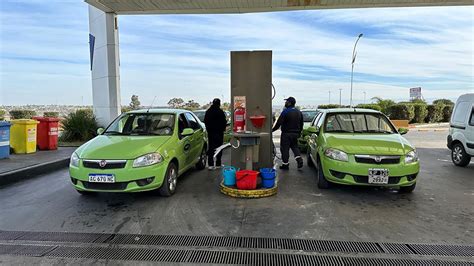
[208,132,224,166]
[280,132,301,164]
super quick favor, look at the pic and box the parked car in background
[307,109,419,193]
[447,93,474,167]
[193,109,231,143]
[69,109,208,197]
[298,109,320,152]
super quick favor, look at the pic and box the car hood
[75,135,171,160]
[323,133,413,155]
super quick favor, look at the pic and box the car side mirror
[398,128,409,135]
[307,126,320,135]
[182,128,194,136]
[97,128,104,135]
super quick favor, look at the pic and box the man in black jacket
[204,98,228,170]
[272,97,304,170]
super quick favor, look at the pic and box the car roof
[127,108,190,114]
[456,93,474,103]
[319,108,381,114]
[301,109,319,112]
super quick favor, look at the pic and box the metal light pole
[350,33,363,107]
[328,90,331,104]
[363,91,366,104]
[339,89,342,106]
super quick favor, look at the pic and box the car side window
[311,113,322,127]
[452,101,469,124]
[185,113,201,130]
[178,114,188,138]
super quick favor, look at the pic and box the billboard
[410,87,422,99]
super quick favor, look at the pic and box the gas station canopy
[85,0,471,14]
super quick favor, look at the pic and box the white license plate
[88,174,115,183]
[368,168,389,184]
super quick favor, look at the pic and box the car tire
[399,182,416,193]
[307,151,315,168]
[195,146,207,170]
[159,162,178,197]
[316,158,331,189]
[451,143,471,167]
[76,189,94,196]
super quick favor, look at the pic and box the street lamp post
[363,91,366,104]
[350,33,363,107]
[328,90,331,104]
[339,89,342,106]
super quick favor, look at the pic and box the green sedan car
[306,109,419,193]
[69,109,208,196]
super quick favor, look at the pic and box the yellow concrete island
[220,182,278,198]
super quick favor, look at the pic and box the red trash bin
[33,117,60,150]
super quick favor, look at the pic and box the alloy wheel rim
[453,147,462,163]
[201,150,207,165]
[168,168,177,191]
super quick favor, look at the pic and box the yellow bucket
[10,119,39,154]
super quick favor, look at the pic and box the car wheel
[307,151,315,168]
[195,146,207,170]
[76,189,94,196]
[451,143,471,167]
[399,182,416,193]
[316,158,331,189]
[159,162,178,197]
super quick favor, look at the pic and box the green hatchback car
[306,109,419,193]
[69,109,208,196]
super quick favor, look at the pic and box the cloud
[0,2,473,106]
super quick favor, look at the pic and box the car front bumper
[69,160,168,192]
[320,155,419,187]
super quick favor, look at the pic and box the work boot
[296,157,303,169]
[279,164,289,170]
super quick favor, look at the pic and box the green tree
[183,100,200,110]
[371,97,395,116]
[433,99,454,106]
[167,98,185,109]
[221,102,230,111]
[129,95,141,110]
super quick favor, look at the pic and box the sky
[0,1,473,107]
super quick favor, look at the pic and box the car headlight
[70,152,80,167]
[133,153,163,168]
[405,150,419,164]
[324,148,349,162]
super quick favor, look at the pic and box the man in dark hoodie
[204,98,228,170]
[272,97,304,170]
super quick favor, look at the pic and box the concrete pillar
[88,6,121,127]
[231,51,273,170]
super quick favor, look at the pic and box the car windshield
[193,111,206,122]
[325,113,396,134]
[105,113,175,136]
[302,110,319,122]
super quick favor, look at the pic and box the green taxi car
[298,109,320,152]
[69,109,207,196]
[306,109,419,193]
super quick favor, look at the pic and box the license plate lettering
[368,168,389,184]
[88,174,115,183]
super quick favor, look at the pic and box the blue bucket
[223,166,237,186]
[260,168,276,188]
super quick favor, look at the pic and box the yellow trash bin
[10,119,39,154]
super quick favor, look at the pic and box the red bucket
[236,170,259,190]
[249,115,266,128]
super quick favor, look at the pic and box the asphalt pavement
[0,130,472,264]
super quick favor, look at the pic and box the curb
[0,158,70,187]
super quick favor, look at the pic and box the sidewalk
[0,147,76,186]
[410,122,449,131]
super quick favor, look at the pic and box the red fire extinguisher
[234,107,246,132]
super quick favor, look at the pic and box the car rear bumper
[69,161,167,192]
[320,155,419,187]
